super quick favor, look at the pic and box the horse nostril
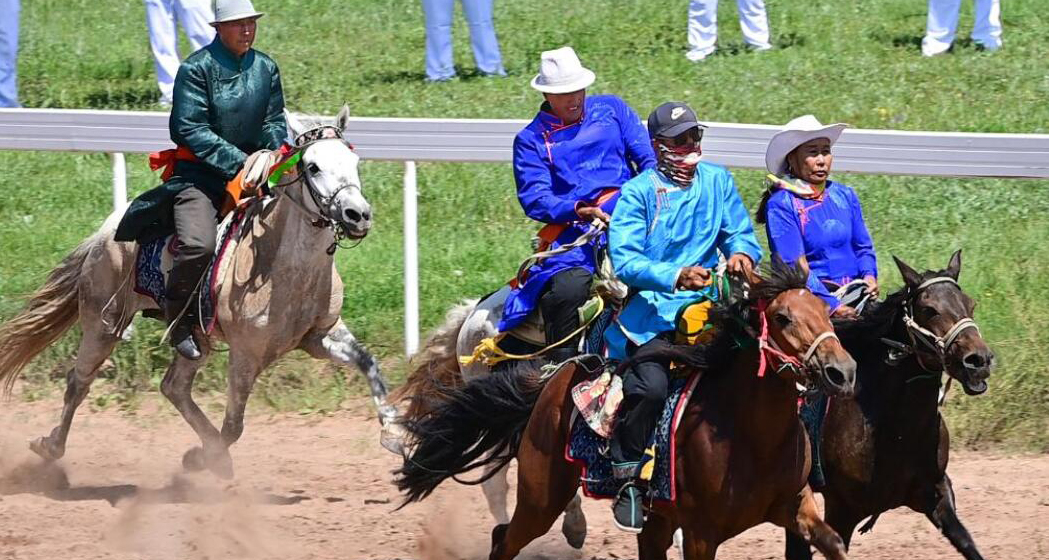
[343,208,362,223]
[824,365,847,388]
[963,352,986,370]
[362,210,371,221]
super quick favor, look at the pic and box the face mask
[656,142,702,186]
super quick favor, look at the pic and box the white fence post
[111,152,127,212]
[403,160,419,357]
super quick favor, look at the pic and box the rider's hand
[863,275,879,297]
[726,253,754,276]
[242,149,277,193]
[576,204,611,225]
[676,266,712,290]
[831,305,858,319]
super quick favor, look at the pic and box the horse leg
[923,474,985,560]
[637,511,675,560]
[775,487,848,560]
[560,491,587,549]
[159,350,231,478]
[218,349,268,455]
[299,321,402,452]
[482,462,512,525]
[785,494,860,560]
[678,528,717,560]
[489,450,580,560]
[29,326,120,461]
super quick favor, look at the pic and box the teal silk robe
[115,38,287,242]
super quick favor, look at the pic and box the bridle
[753,297,840,383]
[270,125,365,254]
[881,276,981,403]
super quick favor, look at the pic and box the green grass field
[1,0,1047,447]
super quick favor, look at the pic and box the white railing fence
[3,108,1049,355]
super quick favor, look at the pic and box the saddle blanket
[133,202,255,333]
[566,370,700,503]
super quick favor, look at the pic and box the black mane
[615,258,810,375]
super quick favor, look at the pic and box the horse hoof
[182,447,206,472]
[28,437,63,462]
[561,506,587,549]
[206,451,235,480]
[380,421,407,456]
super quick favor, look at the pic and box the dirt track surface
[1,395,1047,560]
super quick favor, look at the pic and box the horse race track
[1,394,1047,560]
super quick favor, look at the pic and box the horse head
[746,258,857,398]
[285,105,372,239]
[893,250,995,395]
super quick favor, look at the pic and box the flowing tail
[391,299,477,424]
[395,365,543,506]
[0,234,101,395]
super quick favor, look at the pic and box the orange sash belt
[148,146,199,182]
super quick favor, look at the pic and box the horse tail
[0,233,101,396]
[394,363,543,506]
[392,299,477,423]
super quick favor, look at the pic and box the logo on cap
[671,107,685,120]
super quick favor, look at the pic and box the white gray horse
[0,105,402,477]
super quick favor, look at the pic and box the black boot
[612,480,646,533]
[165,296,201,360]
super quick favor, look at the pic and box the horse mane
[615,258,810,376]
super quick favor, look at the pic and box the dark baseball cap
[647,101,707,139]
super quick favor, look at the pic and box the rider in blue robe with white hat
[501,46,655,363]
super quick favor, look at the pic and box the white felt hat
[530,46,596,94]
[765,114,848,176]
[211,0,264,24]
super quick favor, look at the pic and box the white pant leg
[144,0,179,103]
[736,0,771,50]
[422,0,456,80]
[173,0,214,53]
[687,0,718,61]
[461,0,505,75]
[971,0,1002,49]
[922,0,962,56]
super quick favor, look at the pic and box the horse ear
[946,249,962,280]
[335,104,352,132]
[893,255,922,287]
[285,110,306,138]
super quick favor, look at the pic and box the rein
[752,298,839,381]
[881,275,981,404]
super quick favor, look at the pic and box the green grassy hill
[1,0,1046,447]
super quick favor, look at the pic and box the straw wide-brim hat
[210,0,265,24]
[530,46,596,94]
[765,115,848,176]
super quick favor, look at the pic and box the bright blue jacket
[499,94,656,332]
[764,181,877,310]
[604,164,762,359]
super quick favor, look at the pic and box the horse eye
[774,313,792,328]
[307,162,321,174]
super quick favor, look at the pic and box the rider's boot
[165,264,203,360]
[612,478,647,533]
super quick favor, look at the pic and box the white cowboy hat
[210,0,264,24]
[530,46,596,94]
[765,115,848,176]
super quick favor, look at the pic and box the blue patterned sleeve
[715,171,762,265]
[616,98,657,172]
[847,186,878,278]
[609,177,682,292]
[512,132,579,224]
[765,192,840,310]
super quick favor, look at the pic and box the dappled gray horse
[0,106,402,477]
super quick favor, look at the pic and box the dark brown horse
[784,250,996,560]
[397,262,858,560]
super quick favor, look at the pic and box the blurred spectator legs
[423,0,505,81]
[144,0,214,105]
[923,0,1002,56]
[0,0,19,108]
[687,0,771,62]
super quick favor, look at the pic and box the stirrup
[173,331,202,360]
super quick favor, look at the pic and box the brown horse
[397,262,858,560]
[784,250,996,560]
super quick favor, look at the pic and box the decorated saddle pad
[133,201,255,333]
[566,371,700,503]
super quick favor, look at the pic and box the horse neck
[715,348,803,451]
[248,187,335,272]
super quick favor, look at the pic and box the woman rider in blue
[757,114,879,489]
[501,46,656,362]
[757,115,879,319]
